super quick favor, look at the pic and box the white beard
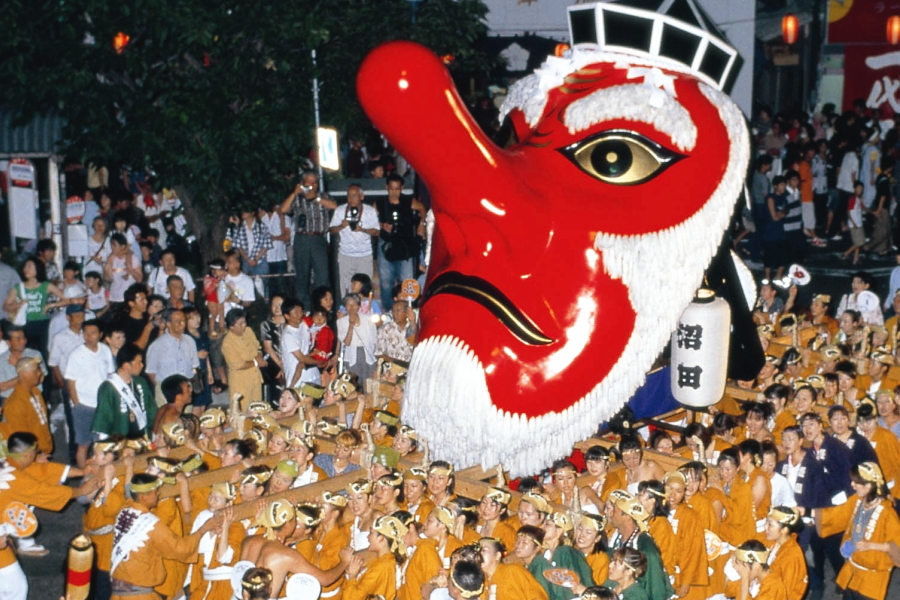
[405,83,749,477]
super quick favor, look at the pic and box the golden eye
[560,130,683,185]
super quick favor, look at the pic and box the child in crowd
[84,271,110,318]
[309,307,335,363]
[204,259,226,337]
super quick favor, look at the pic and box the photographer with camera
[279,170,337,309]
[376,174,423,309]
[329,184,380,295]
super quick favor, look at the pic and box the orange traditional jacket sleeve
[0,464,73,568]
[585,552,609,589]
[768,537,808,600]
[488,562,549,600]
[399,538,442,600]
[719,479,756,545]
[649,516,677,578]
[110,501,204,589]
[820,498,900,600]
[342,552,397,600]
[316,524,351,598]
[871,427,900,500]
[671,504,709,589]
[4,386,53,454]
[84,478,128,572]
[753,572,788,600]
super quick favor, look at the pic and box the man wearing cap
[606,491,673,600]
[65,318,116,469]
[109,473,221,600]
[93,344,157,441]
[3,357,53,454]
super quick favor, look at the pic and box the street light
[781,13,799,45]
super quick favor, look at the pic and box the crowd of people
[2,105,900,600]
[742,100,898,276]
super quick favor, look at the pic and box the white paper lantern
[671,290,731,407]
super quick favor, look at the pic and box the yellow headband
[615,496,650,532]
[347,479,373,495]
[199,407,226,428]
[549,511,574,532]
[240,468,272,486]
[376,472,403,489]
[248,401,270,414]
[858,462,886,487]
[180,454,203,473]
[820,346,841,361]
[252,413,279,431]
[768,506,799,526]
[398,424,418,441]
[275,459,300,478]
[428,463,454,477]
[316,420,345,436]
[162,422,186,446]
[93,440,122,455]
[432,506,456,530]
[210,482,236,501]
[245,428,267,449]
[403,467,428,481]
[579,513,607,532]
[372,515,408,555]
[813,293,831,305]
[254,499,296,540]
[521,492,551,514]
[483,487,511,507]
[374,410,400,427]
[734,547,769,565]
[132,478,162,494]
[320,491,348,508]
[295,504,322,528]
[149,456,181,474]
[663,471,686,486]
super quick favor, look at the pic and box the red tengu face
[357,42,748,475]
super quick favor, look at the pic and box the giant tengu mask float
[357,0,750,475]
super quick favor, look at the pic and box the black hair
[712,412,738,436]
[147,294,166,307]
[717,447,741,468]
[516,525,545,547]
[852,271,874,288]
[637,479,669,518]
[84,270,102,281]
[18,256,46,282]
[450,561,485,595]
[584,445,611,463]
[835,359,857,378]
[124,283,148,306]
[742,400,774,421]
[63,260,81,274]
[516,477,543,494]
[224,308,246,328]
[281,298,304,317]
[7,432,38,454]
[36,239,57,254]
[161,374,190,404]
[737,439,763,467]
[350,273,374,296]
[386,173,405,186]
[165,274,184,287]
[683,423,712,448]
[110,232,128,246]
[857,402,877,421]
[131,472,159,491]
[116,343,144,370]
[849,464,889,500]
[82,319,103,332]
[226,438,255,461]
[763,383,791,403]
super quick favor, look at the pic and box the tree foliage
[0,0,495,230]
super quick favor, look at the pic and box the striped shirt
[290,195,332,234]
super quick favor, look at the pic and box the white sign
[8,162,34,187]
[317,127,340,172]
[8,160,38,240]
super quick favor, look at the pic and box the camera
[346,206,360,231]
[296,214,307,231]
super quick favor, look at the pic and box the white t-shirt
[147,266,196,298]
[329,203,379,257]
[837,151,859,192]
[108,253,142,302]
[64,344,115,408]
[262,211,289,263]
[48,328,85,374]
[218,273,256,314]
[282,322,318,388]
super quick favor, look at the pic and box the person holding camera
[279,170,337,309]
[376,174,423,309]
[329,184,380,296]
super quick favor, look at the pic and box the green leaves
[0,0,494,223]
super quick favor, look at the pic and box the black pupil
[590,139,632,178]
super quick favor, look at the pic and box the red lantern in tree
[113,32,130,54]
[888,15,900,45]
[782,13,799,45]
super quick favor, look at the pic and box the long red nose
[357,41,512,209]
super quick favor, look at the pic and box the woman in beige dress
[221,308,266,410]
